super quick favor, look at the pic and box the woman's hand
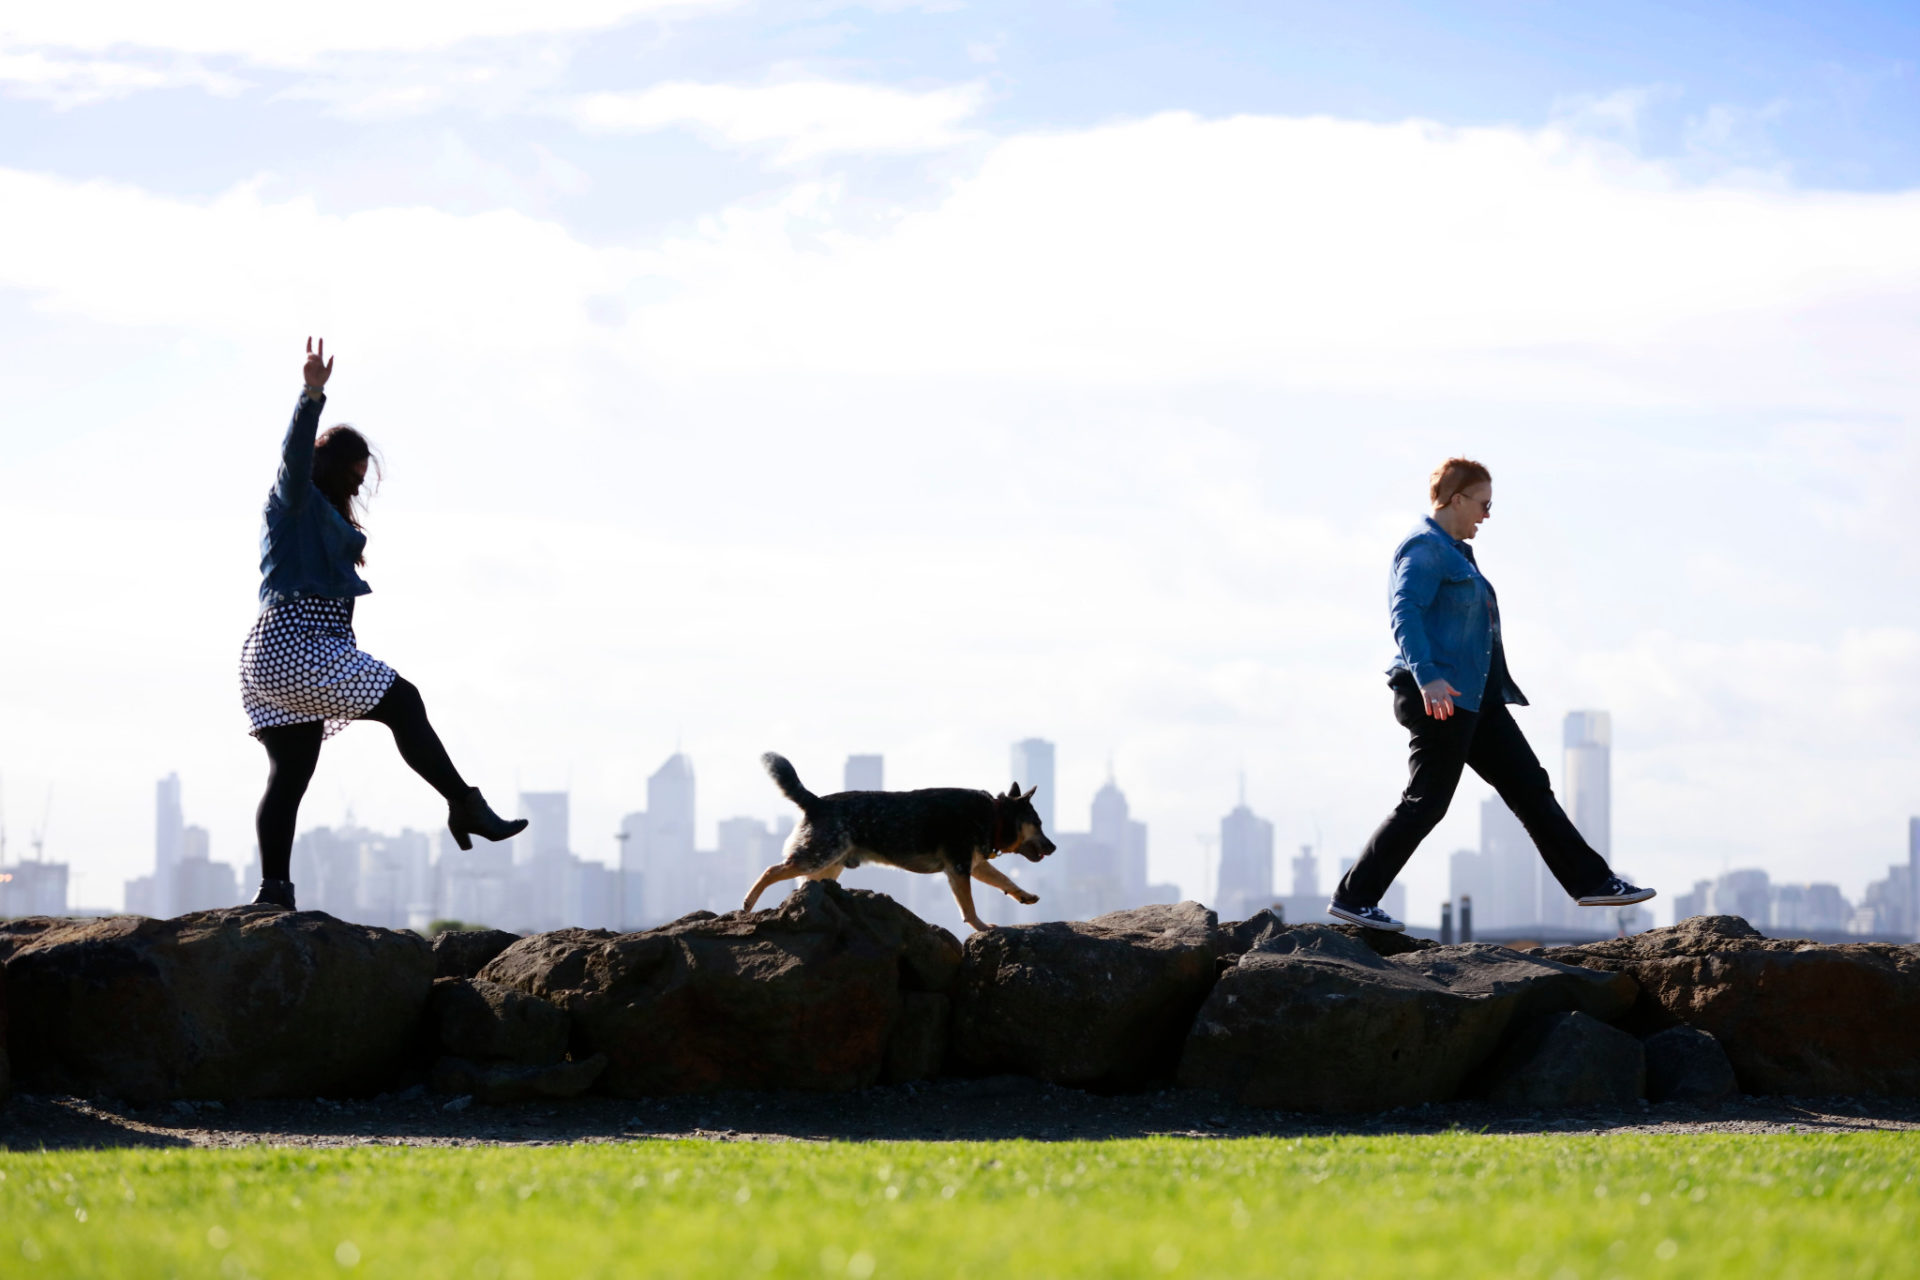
[303,336,334,392]
[1421,678,1463,720]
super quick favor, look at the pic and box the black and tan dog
[743,753,1057,932]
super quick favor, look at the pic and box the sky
[2,0,1917,925]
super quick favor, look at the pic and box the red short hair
[1429,457,1491,507]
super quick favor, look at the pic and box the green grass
[1,1133,1915,1279]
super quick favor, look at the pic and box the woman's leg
[1336,674,1477,908]
[256,721,324,882]
[1466,699,1611,897]
[359,676,468,801]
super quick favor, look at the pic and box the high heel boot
[251,879,297,910]
[447,787,528,851]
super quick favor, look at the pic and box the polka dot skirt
[240,596,396,739]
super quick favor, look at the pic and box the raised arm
[273,337,334,509]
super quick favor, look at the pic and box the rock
[883,992,950,1085]
[430,929,522,980]
[430,1053,607,1105]
[0,907,432,1102]
[1643,1025,1738,1106]
[427,977,569,1066]
[1392,943,1637,1022]
[1217,911,1438,959]
[1177,928,1640,1111]
[950,901,1221,1090]
[1483,1012,1645,1107]
[1548,916,1920,1096]
[480,882,962,1096]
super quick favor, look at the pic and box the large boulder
[480,882,961,1095]
[0,956,9,1101]
[0,908,432,1102]
[431,929,521,980]
[950,902,1221,1090]
[1643,1025,1738,1106]
[1177,928,1637,1111]
[1483,1012,1645,1107]
[427,977,569,1066]
[1547,916,1920,1096]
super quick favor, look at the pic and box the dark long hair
[313,425,381,565]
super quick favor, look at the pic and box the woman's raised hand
[1421,678,1463,720]
[303,336,334,392]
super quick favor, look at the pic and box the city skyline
[57,733,1919,941]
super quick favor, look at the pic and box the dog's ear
[1007,782,1021,798]
[1021,785,1038,802]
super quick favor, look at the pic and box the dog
[742,753,1057,932]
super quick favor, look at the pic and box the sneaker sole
[1577,887,1658,907]
[1326,903,1406,932]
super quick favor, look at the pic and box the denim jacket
[257,390,371,608]
[1385,515,1526,712]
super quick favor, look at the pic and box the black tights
[254,677,467,882]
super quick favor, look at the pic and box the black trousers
[1338,670,1611,910]
[254,677,466,883]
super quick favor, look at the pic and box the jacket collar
[1417,514,1480,565]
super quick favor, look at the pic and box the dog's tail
[760,753,819,813]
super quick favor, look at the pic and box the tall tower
[1481,796,1540,932]
[1909,816,1919,942]
[1217,801,1274,919]
[1010,739,1056,832]
[844,755,884,793]
[1091,770,1148,901]
[1563,711,1611,859]
[155,773,183,918]
[645,753,698,922]
[1290,845,1317,899]
[518,792,571,861]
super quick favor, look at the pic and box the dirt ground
[4,1079,1917,1151]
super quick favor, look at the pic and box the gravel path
[5,1080,1918,1151]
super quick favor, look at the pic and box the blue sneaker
[1577,876,1657,907]
[1326,900,1406,932]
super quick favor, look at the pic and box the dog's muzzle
[1017,835,1057,862]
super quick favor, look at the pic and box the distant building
[1215,800,1274,922]
[1911,818,1919,942]
[155,773,183,918]
[642,754,699,925]
[1092,773,1150,904]
[844,755,884,793]
[173,824,238,913]
[1010,739,1057,833]
[0,859,69,917]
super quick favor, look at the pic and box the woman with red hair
[1328,458,1654,932]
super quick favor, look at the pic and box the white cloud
[562,80,985,162]
[0,0,733,63]
[0,49,246,107]
[2,107,1918,916]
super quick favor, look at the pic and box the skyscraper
[1477,796,1541,933]
[1010,739,1056,832]
[517,792,571,862]
[1564,711,1611,859]
[1910,817,1919,942]
[844,755,884,793]
[1216,800,1274,921]
[1091,773,1149,903]
[644,753,698,923]
[155,772,183,918]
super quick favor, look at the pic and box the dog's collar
[989,795,1022,855]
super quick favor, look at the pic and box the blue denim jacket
[257,390,371,608]
[1385,515,1526,712]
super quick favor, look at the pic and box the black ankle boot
[447,787,528,851]
[251,879,297,910]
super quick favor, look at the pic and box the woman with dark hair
[1327,457,1654,932]
[239,338,525,909]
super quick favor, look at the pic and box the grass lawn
[2,1132,1914,1278]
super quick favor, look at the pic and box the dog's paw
[1014,891,1039,905]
